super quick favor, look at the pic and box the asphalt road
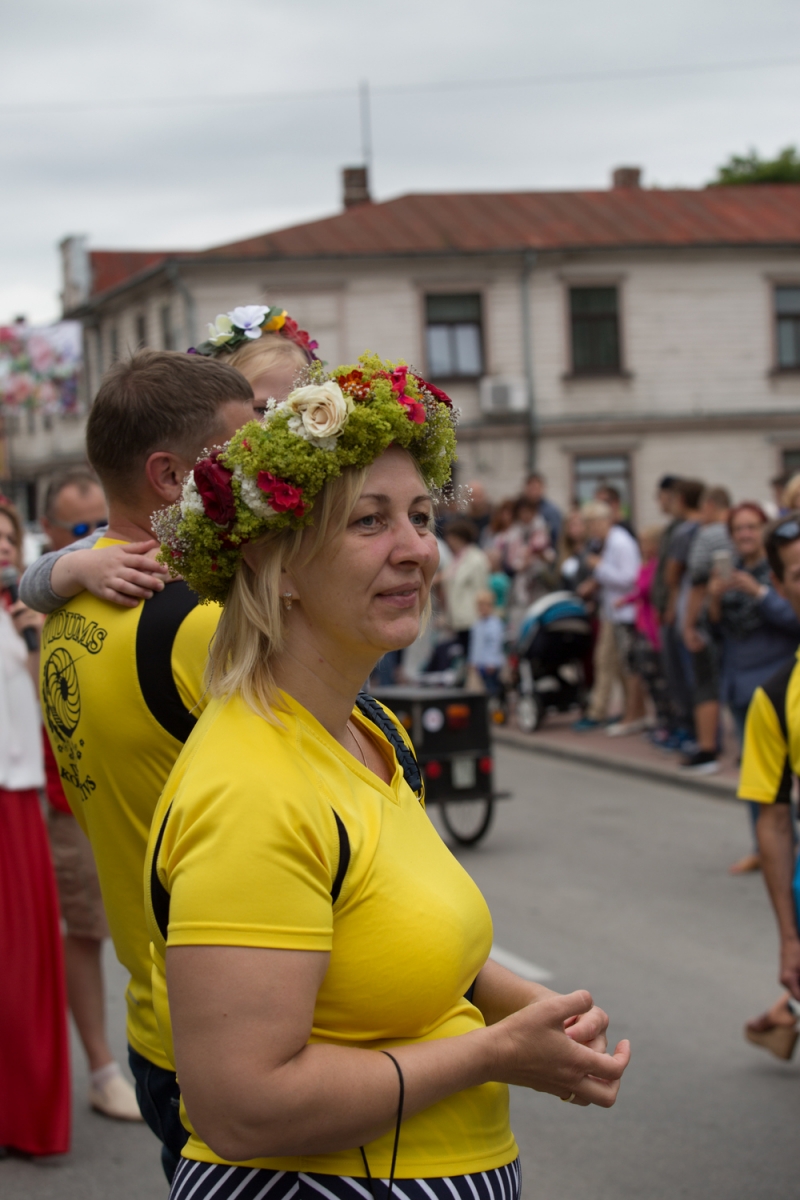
[3,746,796,1199]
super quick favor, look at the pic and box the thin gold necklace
[347,722,367,767]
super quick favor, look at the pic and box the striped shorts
[169,1157,522,1200]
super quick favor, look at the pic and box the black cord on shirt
[360,1051,405,1200]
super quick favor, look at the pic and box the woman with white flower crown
[146,354,631,1200]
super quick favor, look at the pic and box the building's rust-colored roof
[89,250,175,296]
[88,185,800,299]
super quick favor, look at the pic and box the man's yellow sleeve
[738,687,790,804]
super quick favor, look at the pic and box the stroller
[512,591,593,732]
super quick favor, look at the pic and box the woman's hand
[727,570,765,599]
[51,541,170,607]
[9,599,45,640]
[682,625,706,653]
[490,989,630,1107]
[706,573,730,599]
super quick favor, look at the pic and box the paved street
[3,745,797,1199]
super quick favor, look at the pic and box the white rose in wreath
[284,382,354,449]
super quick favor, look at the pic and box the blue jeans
[128,1045,188,1184]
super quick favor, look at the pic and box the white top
[0,606,44,790]
[443,544,490,631]
[594,525,641,624]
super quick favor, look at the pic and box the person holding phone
[708,502,800,874]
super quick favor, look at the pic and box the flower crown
[190,304,319,361]
[154,354,458,602]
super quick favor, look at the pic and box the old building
[57,167,800,524]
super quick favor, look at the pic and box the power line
[0,54,797,117]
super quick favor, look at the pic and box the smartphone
[712,548,733,580]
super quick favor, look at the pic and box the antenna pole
[359,80,372,178]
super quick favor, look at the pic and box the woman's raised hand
[490,989,630,1108]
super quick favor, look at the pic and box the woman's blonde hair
[784,473,800,512]
[208,463,369,719]
[222,332,309,382]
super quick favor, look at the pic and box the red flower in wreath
[335,369,372,401]
[194,452,236,526]
[396,394,426,424]
[279,317,319,359]
[412,374,452,407]
[256,471,306,517]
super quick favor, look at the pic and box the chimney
[611,166,642,190]
[342,166,371,209]
[59,235,91,313]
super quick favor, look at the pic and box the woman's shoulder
[169,693,324,808]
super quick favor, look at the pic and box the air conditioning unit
[479,376,529,416]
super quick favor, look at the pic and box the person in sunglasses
[739,513,800,1059]
[40,470,109,545]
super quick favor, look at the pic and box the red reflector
[425,760,443,780]
[445,703,471,730]
[478,756,492,775]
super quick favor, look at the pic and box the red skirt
[0,786,71,1155]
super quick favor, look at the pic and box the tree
[710,146,800,185]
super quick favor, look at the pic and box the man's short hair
[526,471,545,484]
[700,485,731,511]
[445,518,479,545]
[86,350,253,496]
[43,467,102,521]
[765,511,800,582]
[658,474,680,491]
[674,478,704,511]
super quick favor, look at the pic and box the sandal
[745,1010,799,1060]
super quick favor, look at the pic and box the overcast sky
[2,0,798,324]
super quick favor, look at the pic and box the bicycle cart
[372,685,510,846]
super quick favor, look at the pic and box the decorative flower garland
[189,304,319,361]
[154,354,457,602]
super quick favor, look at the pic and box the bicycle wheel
[439,798,495,846]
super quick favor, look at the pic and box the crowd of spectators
[402,470,800,835]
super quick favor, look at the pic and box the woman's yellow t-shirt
[145,691,517,1179]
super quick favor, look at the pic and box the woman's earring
[282,592,293,611]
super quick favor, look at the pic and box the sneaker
[572,717,603,732]
[679,749,720,775]
[89,1063,142,1121]
[607,718,650,737]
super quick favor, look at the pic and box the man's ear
[145,451,190,504]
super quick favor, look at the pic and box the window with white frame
[573,453,632,514]
[425,294,483,379]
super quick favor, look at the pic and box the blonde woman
[147,355,631,1200]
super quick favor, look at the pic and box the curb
[492,727,739,800]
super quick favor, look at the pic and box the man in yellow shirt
[41,350,253,1180]
[739,513,800,1002]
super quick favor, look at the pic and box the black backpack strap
[355,693,422,797]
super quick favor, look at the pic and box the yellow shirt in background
[738,652,800,805]
[146,691,517,1178]
[41,538,220,1068]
